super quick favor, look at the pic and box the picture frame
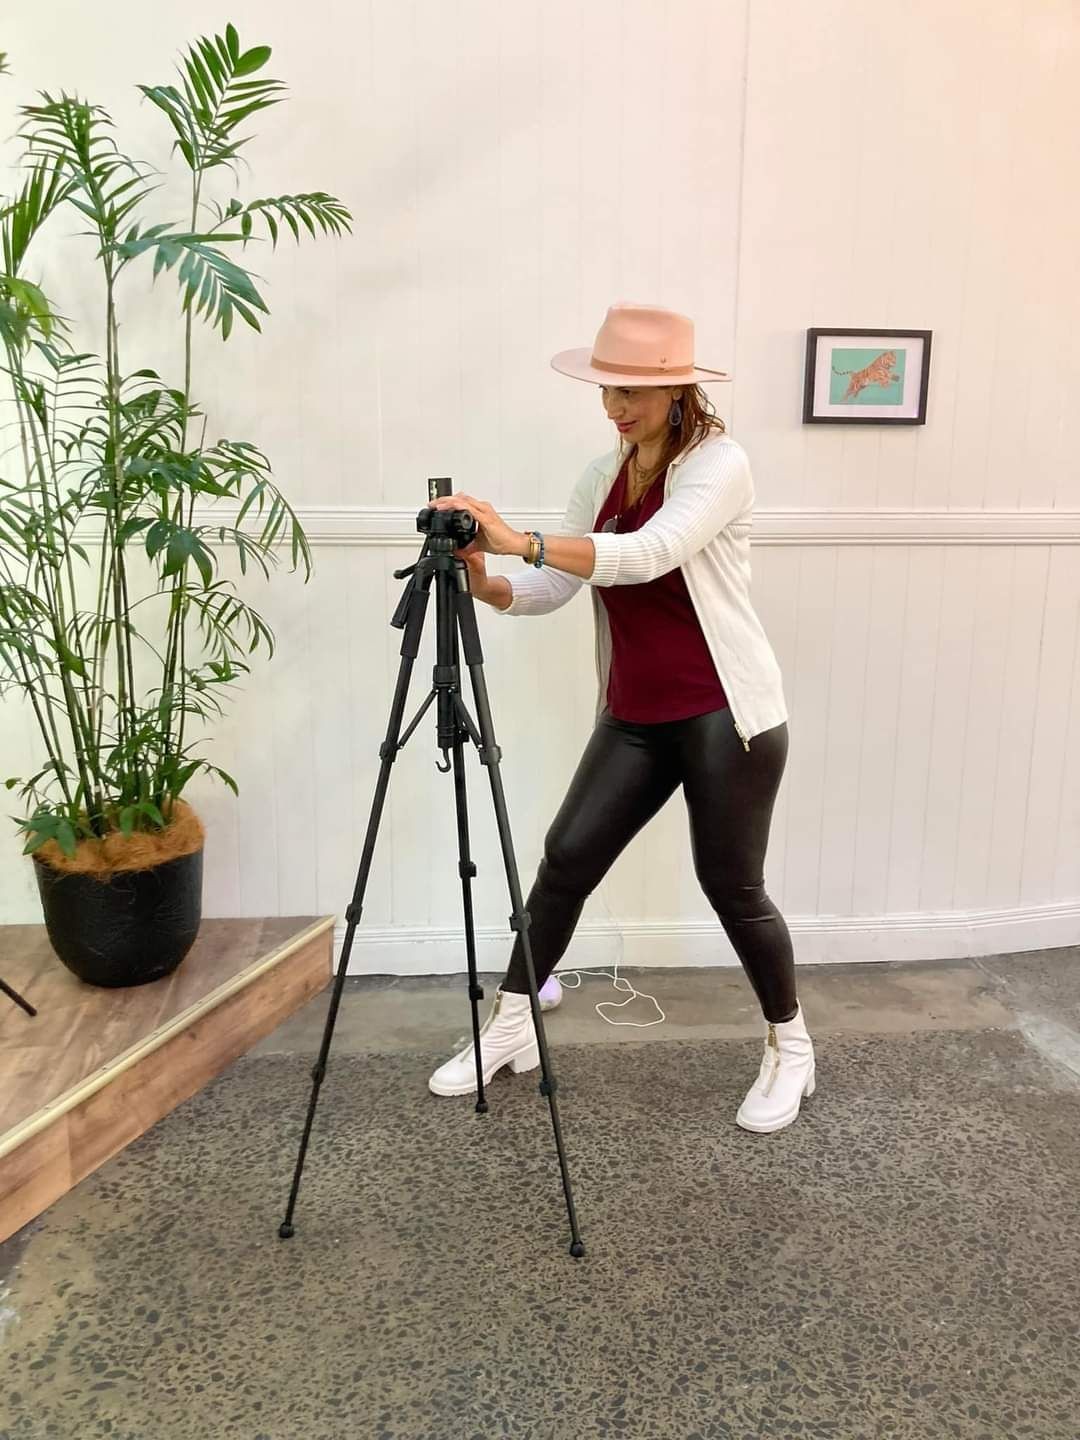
[802,328,932,424]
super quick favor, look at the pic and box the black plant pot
[33,847,203,988]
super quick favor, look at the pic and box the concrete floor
[3,948,1080,1439]
[250,949,1054,1057]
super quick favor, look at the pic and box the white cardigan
[498,430,788,749]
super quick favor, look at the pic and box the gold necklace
[629,450,662,503]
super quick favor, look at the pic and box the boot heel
[804,1067,816,1098]
[510,1041,540,1075]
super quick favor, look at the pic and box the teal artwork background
[829,347,906,405]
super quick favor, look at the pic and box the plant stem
[47,358,106,823]
[0,588,77,812]
[159,155,204,804]
[9,358,99,826]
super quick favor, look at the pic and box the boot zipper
[479,991,501,1036]
[762,1025,780,1096]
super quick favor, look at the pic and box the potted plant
[0,26,351,986]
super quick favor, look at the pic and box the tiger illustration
[831,349,901,401]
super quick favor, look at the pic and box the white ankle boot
[428,988,540,1097]
[735,1002,816,1133]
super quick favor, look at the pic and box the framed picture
[803,328,932,424]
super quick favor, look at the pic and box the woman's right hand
[460,542,491,598]
[460,541,512,610]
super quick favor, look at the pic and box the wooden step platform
[0,915,334,1244]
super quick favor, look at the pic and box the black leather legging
[504,706,798,1024]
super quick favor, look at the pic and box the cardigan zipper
[668,487,751,753]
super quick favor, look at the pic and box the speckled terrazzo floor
[3,972,1080,1440]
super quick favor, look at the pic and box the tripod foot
[278,1222,295,1240]
[569,1240,585,1260]
[474,1099,489,1115]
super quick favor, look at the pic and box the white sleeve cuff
[587,531,620,587]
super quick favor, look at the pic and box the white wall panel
[2,0,1078,973]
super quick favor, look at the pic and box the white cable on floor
[553,878,666,1029]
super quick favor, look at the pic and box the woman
[427,303,815,1135]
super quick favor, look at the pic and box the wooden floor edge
[0,915,335,1161]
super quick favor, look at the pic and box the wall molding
[327,898,1080,973]
[196,506,1080,547]
[82,506,1080,548]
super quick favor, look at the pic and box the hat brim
[550,347,731,386]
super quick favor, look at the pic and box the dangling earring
[668,397,682,427]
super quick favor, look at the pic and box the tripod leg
[0,976,36,1017]
[452,577,586,1259]
[279,571,433,1240]
[449,732,490,1114]
[438,559,491,1112]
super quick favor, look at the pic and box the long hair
[631,384,726,477]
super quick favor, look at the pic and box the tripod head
[392,478,479,630]
[415,476,478,552]
[415,505,478,550]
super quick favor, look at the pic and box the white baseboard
[332,898,1080,973]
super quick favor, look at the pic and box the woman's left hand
[428,493,527,557]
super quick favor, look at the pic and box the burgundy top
[594,455,729,724]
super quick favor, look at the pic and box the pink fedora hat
[551,302,730,387]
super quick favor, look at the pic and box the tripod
[279,482,585,1258]
[1,977,36,1017]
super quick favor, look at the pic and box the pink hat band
[588,355,699,377]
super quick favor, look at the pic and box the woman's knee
[700,874,774,924]
[537,829,597,899]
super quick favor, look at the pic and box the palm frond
[138,24,284,176]
[215,192,353,247]
[18,94,157,242]
[1,157,76,274]
[114,224,268,337]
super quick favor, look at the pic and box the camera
[416,505,479,550]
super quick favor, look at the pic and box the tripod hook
[436,748,452,774]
